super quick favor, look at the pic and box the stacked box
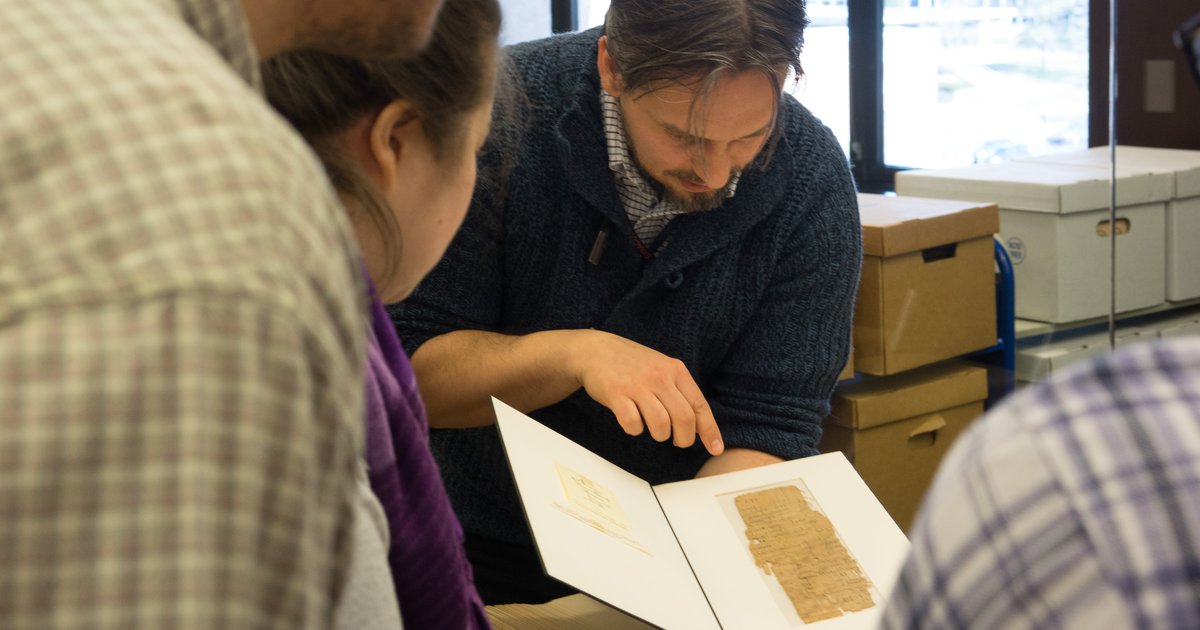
[896,161,1171,323]
[820,195,999,532]
[855,193,999,375]
[821,362,988,532]
[1014,326,1156,384]
[837,348,855,382]
[1020,146,1200,302]
[1150,310,1200,339]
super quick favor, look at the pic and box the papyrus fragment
[735,485,874,623]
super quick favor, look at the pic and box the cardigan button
[665,271,684,289]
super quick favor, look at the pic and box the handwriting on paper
[735,485,875,624]
[554,462,650,555]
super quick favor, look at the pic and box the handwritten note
[734,485,875,624]
[555,462,650,555]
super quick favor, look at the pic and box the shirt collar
[601,90,643,186]
[599,89,741,202]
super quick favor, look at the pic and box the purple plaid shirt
[881,338,1200,630]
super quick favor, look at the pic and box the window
[798,1,852,156]
[531,0,1090,190]
[578,0,609,29]
[498,0,552,44]
[881,0,1089,169]
[578,0,852,156]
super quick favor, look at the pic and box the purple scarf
[363,279,489,630]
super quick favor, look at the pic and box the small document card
[491,398,911,630]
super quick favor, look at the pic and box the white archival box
[491,398,910,630]
[1015,326,1157,384]
[1020,146,1200,302]
[896,160,1170,323]
[1154,310,1200,339]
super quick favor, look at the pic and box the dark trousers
[464,533,579,605]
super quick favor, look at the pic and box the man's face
[601,47,778,212]
[300,0,445,59]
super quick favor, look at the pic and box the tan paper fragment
[735,485,875,624]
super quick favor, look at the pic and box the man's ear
[597,35,624,97]
[368,99,421,195]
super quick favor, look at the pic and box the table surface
[487,594,656,630]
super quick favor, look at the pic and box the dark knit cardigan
[390,28,862,546]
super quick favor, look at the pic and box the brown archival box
[820,362,988,532]
[854,194,999,375]
[837,347,855,382]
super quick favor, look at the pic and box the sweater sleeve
[707,146,862,460]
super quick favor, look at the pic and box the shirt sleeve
[885,340,1200,629]
[0,293,362,629]
[878,392,1128,630]
[336,462,405,630]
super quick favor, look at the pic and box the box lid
[895,160,1173,214]
[1019,146,1200,200]
[829,362,988,430]
[858,193,999,257]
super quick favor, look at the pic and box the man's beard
[628,145,738,214]
[656,169,738,213]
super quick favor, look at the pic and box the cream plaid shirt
[0,1,367,628]
[882,338,1200,629]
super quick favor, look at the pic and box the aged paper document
[494,399,721,630]
[494,397,909,629]
[735,485,876,624]
[555,462,650,554]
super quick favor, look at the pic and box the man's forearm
[411,328,725,456]
[409,329,586,428]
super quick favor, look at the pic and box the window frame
[549,0,1097,193]
[551,0,577,32]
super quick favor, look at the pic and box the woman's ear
[368,99,421,196]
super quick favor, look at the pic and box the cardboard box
[896,161,1170,323]
[1021,146,1200,301]
[838,347,855,381]
[821,362,988,532]
[1014,326,1155,383]
[855,193,999,375]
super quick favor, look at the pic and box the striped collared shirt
[0,1,367,628]
[601,90,739,245]
[880,338,1200,630]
